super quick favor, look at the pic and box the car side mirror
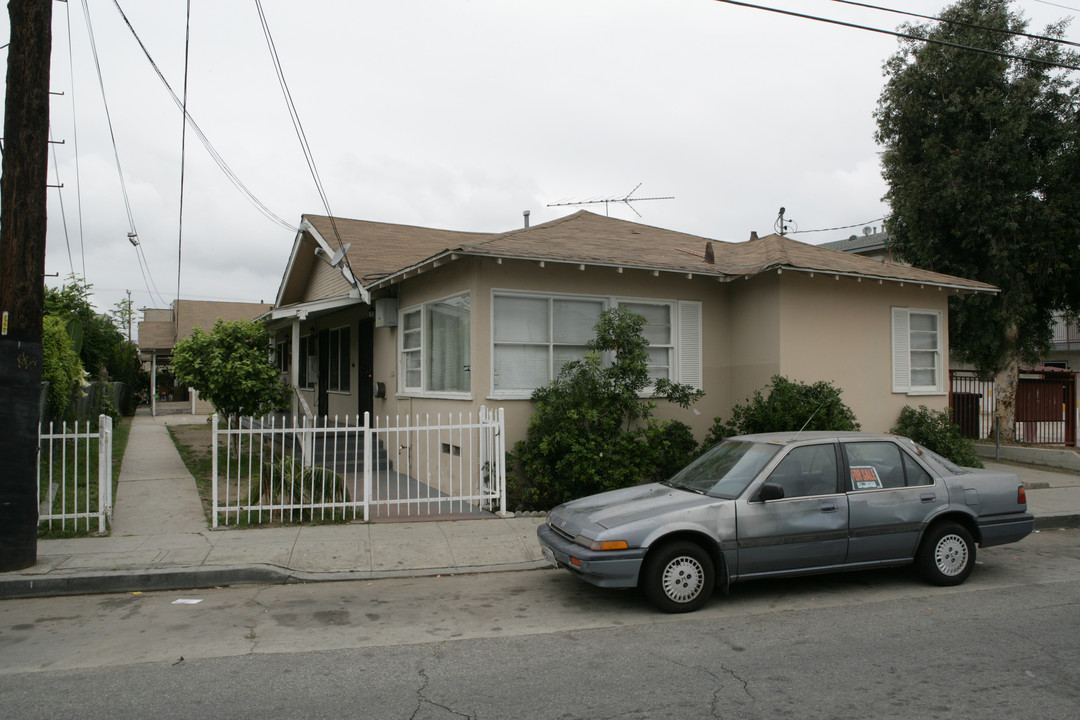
[758,482,785,502]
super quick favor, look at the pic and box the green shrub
[250,454,352,522]
[509,307,702,510]
[704,375,860,447]
[891,405,983,468]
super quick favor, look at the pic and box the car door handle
[819,502,839,513]
[920,493,937,503]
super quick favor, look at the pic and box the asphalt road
[1,529,1078,719]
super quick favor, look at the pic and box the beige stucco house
[139,299,274,416]
[263,210,996,447]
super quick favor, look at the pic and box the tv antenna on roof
[547,183,674,217]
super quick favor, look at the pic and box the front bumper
[977,512,1035,547]
[536,523,646,588]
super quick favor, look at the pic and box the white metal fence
[37,415,114,534]
[211,407,506,527]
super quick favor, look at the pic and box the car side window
[765,444,838,499]
[844,441,931,490]
[901,451,933,486]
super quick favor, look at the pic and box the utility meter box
[374,298,398,328]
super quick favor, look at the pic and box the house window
[299,335,316,389]
[399,294,471,395]
[327,326,350,393]
[891,308,943,393]
[619,301,673,382]
[274,339,290,373]
[492,295,604,391]
[492,292,702,395]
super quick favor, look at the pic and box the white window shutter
[891,307,910,393]
[678,301,703,389]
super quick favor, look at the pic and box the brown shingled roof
[327,210,994,294]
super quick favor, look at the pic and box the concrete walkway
[1,410,1077,599]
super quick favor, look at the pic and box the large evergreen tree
[875,0,1080,440]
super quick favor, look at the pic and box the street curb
[1033,514,1080,531]
[0,560,554,601]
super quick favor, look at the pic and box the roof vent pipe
[523,210,531,228]
[749,231,759,241]
[704,241,715,264]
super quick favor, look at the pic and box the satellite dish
[862,226,873,236]
[329,243,351,268]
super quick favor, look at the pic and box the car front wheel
[641,541,715,613]
[917,521,975,586]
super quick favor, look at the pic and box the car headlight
[574,535,629,551]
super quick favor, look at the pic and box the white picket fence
[211,407,506,527]
[37,415,114,534]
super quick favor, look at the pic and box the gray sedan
[537,432,1034,612]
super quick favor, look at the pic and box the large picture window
[399,294,471,395]
[492,292,701,396]
[891,307,943,394]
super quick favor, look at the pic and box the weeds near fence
[169,421,355,527]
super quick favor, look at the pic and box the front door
[735,443,848,577]
[317,329,329,417]
[357,317,374,419]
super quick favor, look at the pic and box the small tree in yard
[171,319,288,425]
[703,375,860,447]
[510,307,703,510]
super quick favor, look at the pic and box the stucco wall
[775,271,951,433]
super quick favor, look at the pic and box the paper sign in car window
[850,465,882,490]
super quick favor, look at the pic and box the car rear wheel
[917,521,975,586]
[641,541,715,613]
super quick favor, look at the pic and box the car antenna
[792,399,828,442]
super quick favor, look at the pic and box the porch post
[291,318,301,417]
[151,354,157,417]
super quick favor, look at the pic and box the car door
[842,440,946,564]
[735,443,849,577]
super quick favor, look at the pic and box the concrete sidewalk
[1,411,1077,600]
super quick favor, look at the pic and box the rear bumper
[536,524,646,588]
[977,512,1035,547]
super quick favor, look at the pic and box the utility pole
[0,0,53,571]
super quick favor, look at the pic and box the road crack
[410,643,475,720]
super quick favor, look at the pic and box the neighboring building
[263,210,995,447]
[138,299,274,416]
[820,227,891,262]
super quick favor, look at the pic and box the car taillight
[1018,485,1027,504]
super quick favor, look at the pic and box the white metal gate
[211,407,506,527]
[37,415,113,534]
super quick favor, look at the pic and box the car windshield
[665,440,781,498]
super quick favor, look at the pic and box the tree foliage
[509,307,703,510]
[171,319,288,422]
[703,375,860,448]
[875,0,1080,433]
[41,314,84,418]
[44,275,126,378]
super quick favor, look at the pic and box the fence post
[363,411,371,522]
[211,414,219,529]
[98,415,112,533]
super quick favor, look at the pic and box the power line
[789,217,885,234]
[62,0,86,279]
[109,0,297,233]
[80,0,168,308]
[47,126,74,275]
[712,0,1080,71]
[256,0,352,269]
[176,0,192,309]
[825,0,1080,49]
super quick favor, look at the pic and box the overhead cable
[712,0,1080,71]
[110,0,297,233]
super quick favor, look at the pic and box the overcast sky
[4,0,1076,329]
